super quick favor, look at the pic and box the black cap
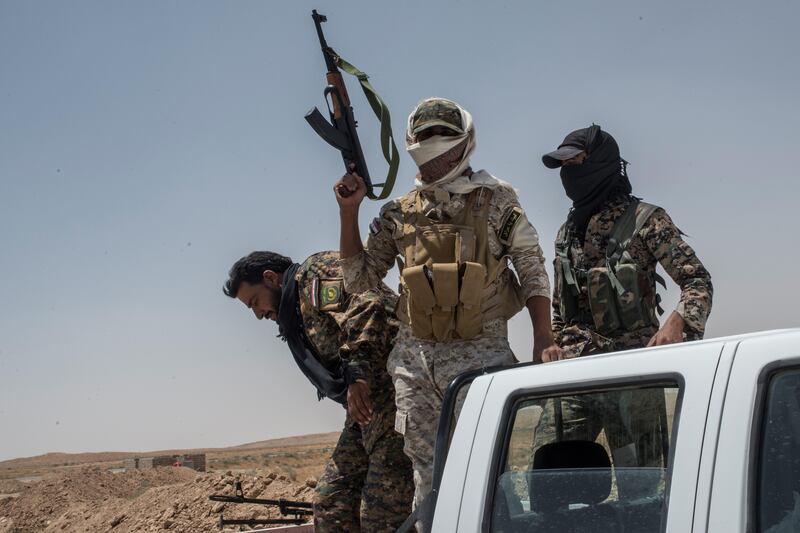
[542,125,601,169]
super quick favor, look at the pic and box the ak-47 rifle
[304,10,399,200]
[209,480,313,529]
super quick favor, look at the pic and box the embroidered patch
[318,278,345,312]
[498,207,523,245]
[369,217,382,235]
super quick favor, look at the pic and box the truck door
[705,330,800,533]
[449,341,724,533]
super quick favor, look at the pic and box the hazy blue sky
[1,0,798,461]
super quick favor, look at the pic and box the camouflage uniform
[534,195,713,478]
[341,183,551,506]
[296,251,413,532]
[551,195,713,356]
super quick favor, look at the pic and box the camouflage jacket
[340,178,551,338]
[296,251,400,443]
[553,195,713,357]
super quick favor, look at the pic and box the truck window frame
[749,362,800,532]
[483,373,685,533]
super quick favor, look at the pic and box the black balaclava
[557,126,632,241]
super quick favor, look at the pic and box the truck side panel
[449,341,725,533]
[707,331,800,532]
[688,340,738,533]
[432,376,495,533]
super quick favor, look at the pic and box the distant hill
[231,432,340,450]
[0,431,340,476]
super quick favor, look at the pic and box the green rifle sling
[333,54,399,200]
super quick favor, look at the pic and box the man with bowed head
[334,97,562,506]
[223,250,413,532]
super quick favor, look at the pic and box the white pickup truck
[413,329,800,533]
[256,329,799,533]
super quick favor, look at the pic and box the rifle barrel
[209,494,313,510]
[220,517,310,526]
[311,10,338,72]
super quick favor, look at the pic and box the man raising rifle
[334,98,562,510]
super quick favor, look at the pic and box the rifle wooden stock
[325,72,350,118]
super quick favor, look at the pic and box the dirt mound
[0,480,27,496]
[0,467,315,532]
[0,467,194,532]
[94,471,316,532]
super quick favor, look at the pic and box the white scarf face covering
[406,98,502,200]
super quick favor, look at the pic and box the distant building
[125,453,205,472]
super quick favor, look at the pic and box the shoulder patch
[369,217,382,235]
[317,278,346,312]
[498,207,523,245]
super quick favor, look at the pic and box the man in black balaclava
[544,125,632,242]
[540,124,712,354]
[532,125,714,492]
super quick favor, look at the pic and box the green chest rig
[555,199,666,335]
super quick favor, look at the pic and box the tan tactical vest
[396,188,524,342]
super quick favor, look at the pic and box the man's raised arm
[334,169,367,258]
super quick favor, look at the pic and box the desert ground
[0,432,339,532]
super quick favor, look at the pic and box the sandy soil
[0,432,340,532]
[0,467,318,532]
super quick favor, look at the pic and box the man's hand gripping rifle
[304,10,399,200]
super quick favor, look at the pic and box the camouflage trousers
[388,324,517,509]
[314,416,413,533]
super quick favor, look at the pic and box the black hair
[223,251,293,298]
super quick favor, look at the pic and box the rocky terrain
[0,467,317,532]
[0,433,339,532]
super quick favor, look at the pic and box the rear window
[490,383,680,533]
[756,368,800,532]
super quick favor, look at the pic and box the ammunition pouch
[584,263,658,335]
[403,265,436,340]
[612,262,659,331]
[403,262,493,342]
[587,266,623,334]
[431,263,459,341]
[456,262,485,339]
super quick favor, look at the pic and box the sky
[1,0,799,462]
